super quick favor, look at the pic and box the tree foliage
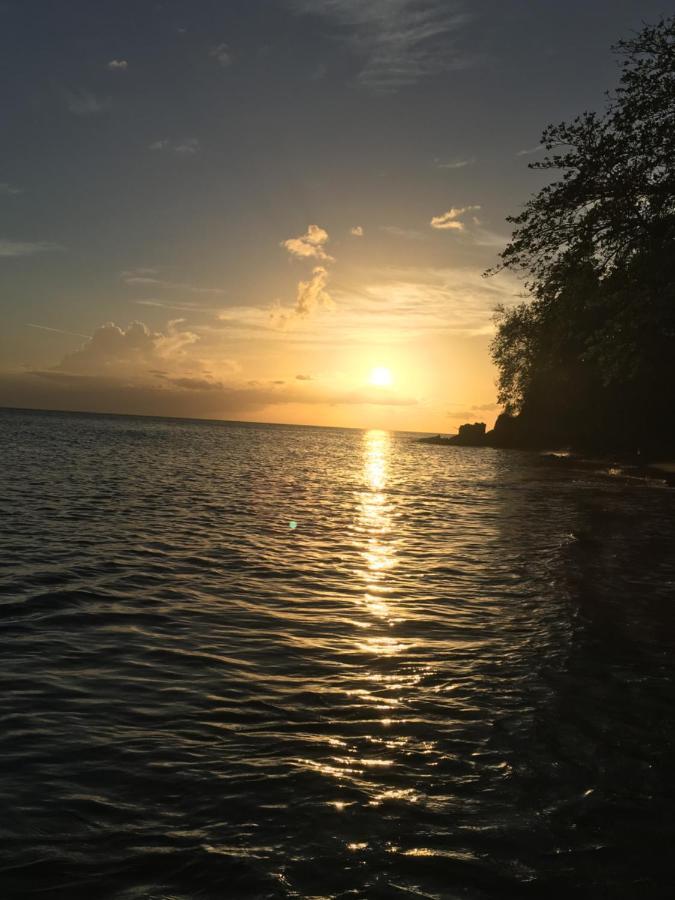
[489,18,675,452]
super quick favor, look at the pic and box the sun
[369,366,393,388]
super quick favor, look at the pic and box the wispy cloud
[330,265,520,339]
[350,225,364,237]
[65,89,107,115]
[0,182,22,196]
[288,0,470,91]
[0,239,64,257]
[210,43,233,67]
[107,59,128,71]
[430,205,480,231]
[26,323,90,338]
[121,269,225,295]
[149,137,200,155]
[380,225,426,240]
[282,224,333,262]
[434,157,474,169]
[516,144,545,157]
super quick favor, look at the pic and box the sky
[0,0,670,432]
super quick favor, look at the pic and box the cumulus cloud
[150,138,200,155]
[0,240,64,257]
[107,59,128,70]
[277,224,338,324]
[294,266,333,317]
[288,0,471,92]
[350,225,364,236]
[430,205,481,231]
[282,224,333,262]
[56,320,199,377]
[65,89,107,115]
[210,43,233,66]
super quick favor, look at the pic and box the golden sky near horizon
[1,1,665,431]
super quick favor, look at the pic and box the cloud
[293,266,333,318]
[516,144,545,157]
[149,138,200,155]
[282,224,333,262]
[277,224,337,324]
[288,0,470,91]
[26,323,90,338]
[447,401,499,420]
[430,205,480,231]
[0,182,22,196]
[434,157,474,169]
[380,225,426,240]
[296,374,312,380]
[121,269,225,294]
[0,240,64,257]
[107,59,128,70]
[162,375,223,391]
[330,265,521,339]
[56,320,199,377]
[210,43,233,67]
[65,89,107,115]
[0,355,416,420]
[350,225,364,237]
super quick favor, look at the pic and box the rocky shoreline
[417,416,675,487]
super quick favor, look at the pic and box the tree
[489,18,675,452]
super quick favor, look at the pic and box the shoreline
[416,437,675,487]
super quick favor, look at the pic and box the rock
[452,422,486,445]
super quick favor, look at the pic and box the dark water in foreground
[1,408,675,900]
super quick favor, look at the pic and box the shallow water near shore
[1,407,675,899]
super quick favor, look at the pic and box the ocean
[1,407,675,899]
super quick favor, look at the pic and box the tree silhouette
[489,18,675,453]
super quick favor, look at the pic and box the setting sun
[369,366,393,388]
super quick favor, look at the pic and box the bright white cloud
[282,224,333,262]
[430,205,481,231]
[350,225,364,236]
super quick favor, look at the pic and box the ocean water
[1,407,675,900]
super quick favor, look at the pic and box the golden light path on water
[321,429,431,828]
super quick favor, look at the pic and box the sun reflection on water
[358,430,399,625]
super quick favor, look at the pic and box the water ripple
[1,409,675,898]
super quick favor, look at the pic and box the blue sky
[0,0,670,428]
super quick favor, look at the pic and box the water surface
[1,408,674,898]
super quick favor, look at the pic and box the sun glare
[370,366,393,388]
